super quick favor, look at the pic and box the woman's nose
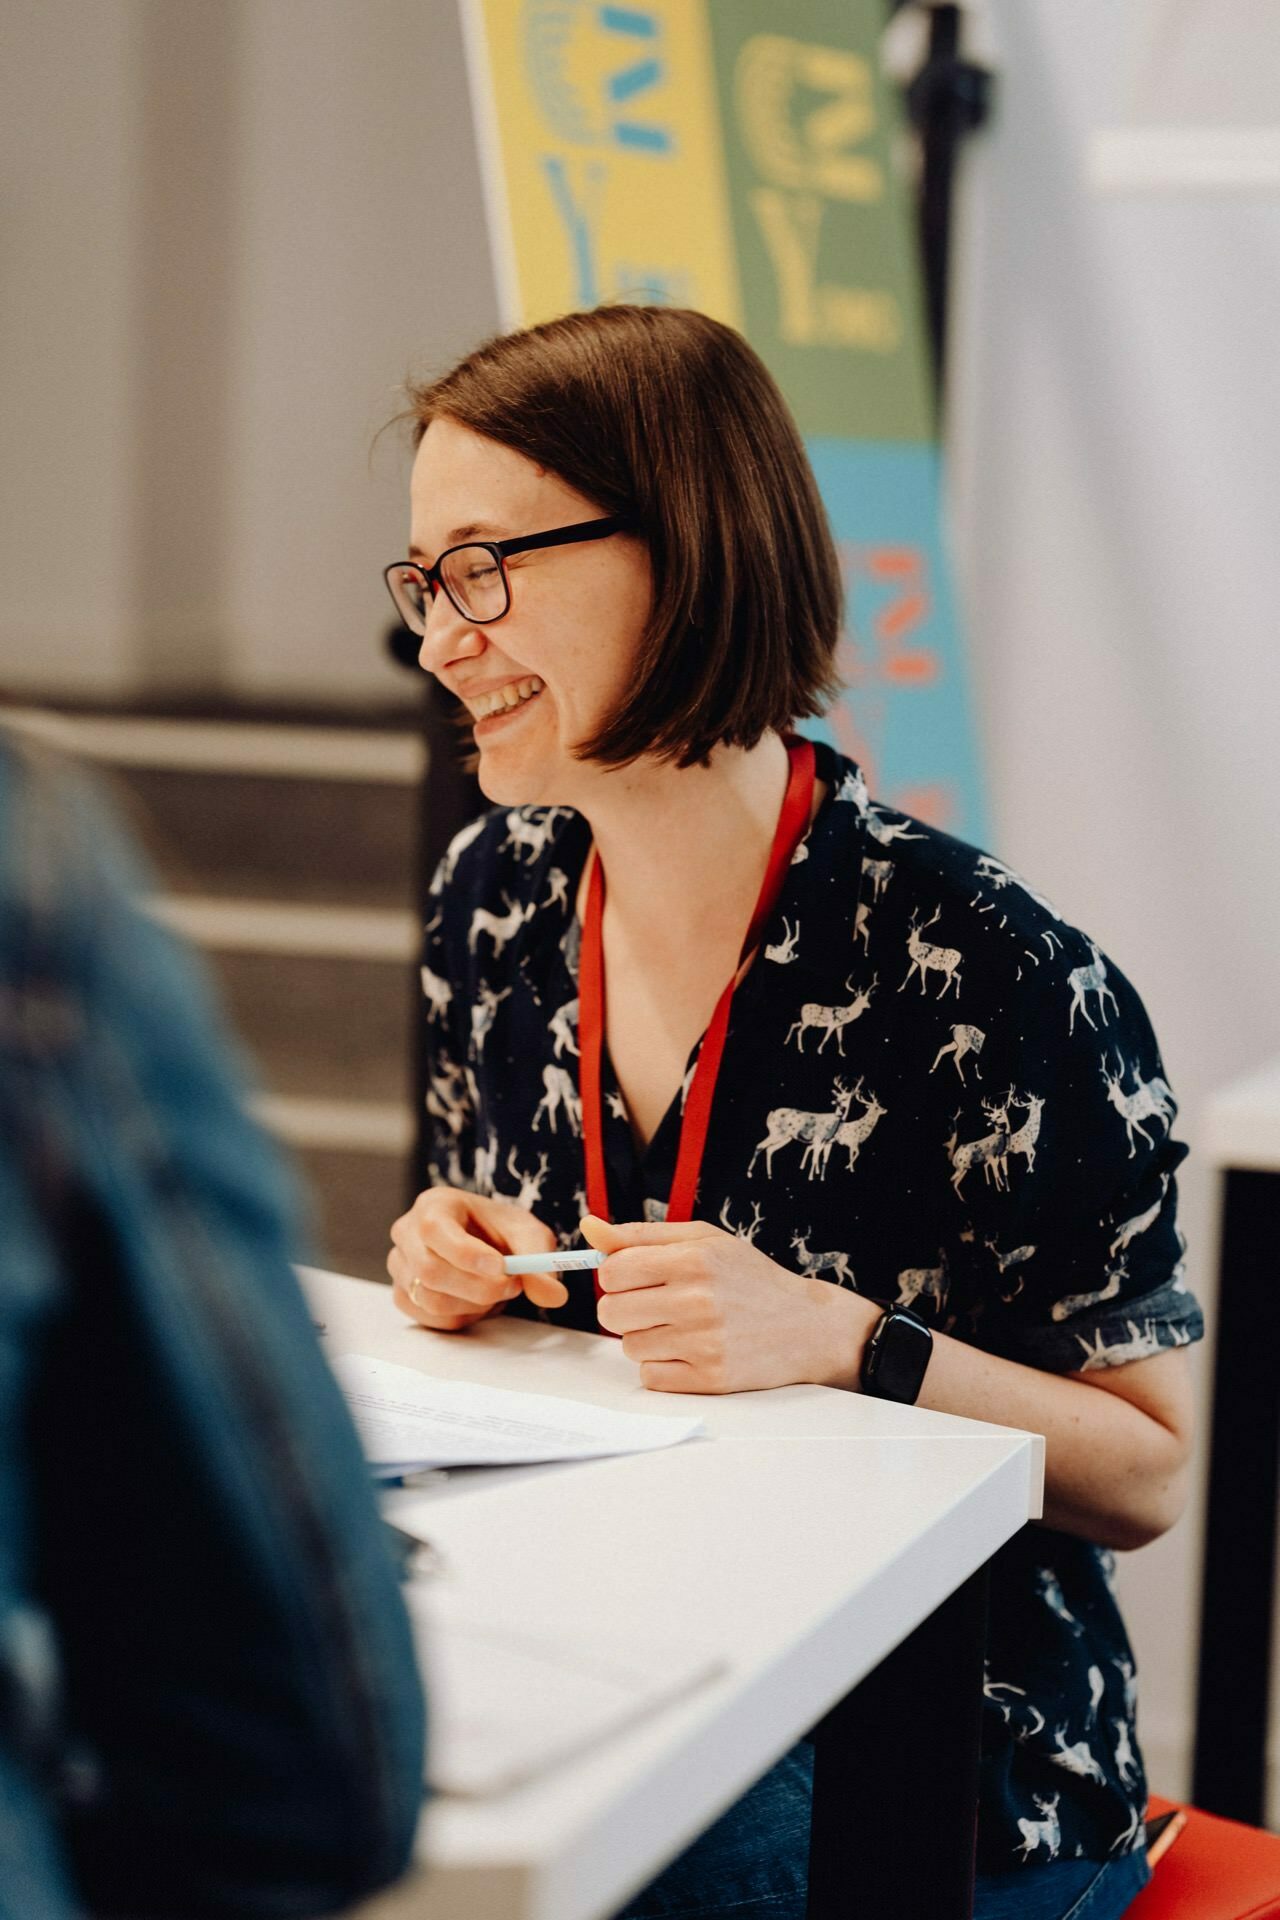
[417,593,484,675]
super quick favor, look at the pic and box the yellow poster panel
[464,0,741,329]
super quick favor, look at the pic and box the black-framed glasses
[383,516,630,634]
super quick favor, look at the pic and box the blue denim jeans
[612,1744,1153,1920]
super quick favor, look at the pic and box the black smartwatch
[860,1305,933,1404]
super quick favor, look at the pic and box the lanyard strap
[578,736,816,1256]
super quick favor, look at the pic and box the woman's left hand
[580,1214,873,1394]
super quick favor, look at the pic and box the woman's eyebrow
[409,521,510,558]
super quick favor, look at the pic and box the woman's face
[409,418,652,808]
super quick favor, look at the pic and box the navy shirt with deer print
[418,738,1202,1873]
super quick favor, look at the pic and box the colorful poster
[461,0,987,841]
[462,0,742,324]
[704,0,933,444]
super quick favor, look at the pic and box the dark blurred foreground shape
[0,728,424,1919]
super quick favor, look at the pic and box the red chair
[1126,1794,1280,1918]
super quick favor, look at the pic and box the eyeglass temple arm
[494,517,629,560]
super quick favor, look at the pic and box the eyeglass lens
[387,547,508,633]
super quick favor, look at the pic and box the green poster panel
[705,0,933,443]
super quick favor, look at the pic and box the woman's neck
[577,731,793,952]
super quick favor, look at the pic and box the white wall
[1,2,141,695]
[948,0,1280,1808]
[0,0,497,706]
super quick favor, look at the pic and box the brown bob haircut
[405,305,843,769]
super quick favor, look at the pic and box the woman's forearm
[816,1290,1191,1552]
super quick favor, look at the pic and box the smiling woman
[381,306,1199,1920]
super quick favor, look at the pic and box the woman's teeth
[472,676,543,720]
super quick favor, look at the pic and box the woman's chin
[474,737,557,809]
[472,699,583,809]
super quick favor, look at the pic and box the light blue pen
[502,1249,605,1275]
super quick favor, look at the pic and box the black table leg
[1192,1167,1280,1823]
[807,1561,990,1918]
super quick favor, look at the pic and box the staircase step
[149,901,419,1104]
[152,897,419,961]
[2,707,425,781]
[118,765,420,908]
[6,708,424,909]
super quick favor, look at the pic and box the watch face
[871,1313,933,1403]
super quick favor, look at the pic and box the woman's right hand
[388,1186,569,1330]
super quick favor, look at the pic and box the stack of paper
[332,1353,706,1477]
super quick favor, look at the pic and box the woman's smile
[465,674,545,725]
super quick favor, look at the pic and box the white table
[1193,1054,1280,1822]
[303,1270,1044,1920]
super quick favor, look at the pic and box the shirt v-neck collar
[513,741,872,1194]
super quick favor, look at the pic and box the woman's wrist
[802,1279,882,1393]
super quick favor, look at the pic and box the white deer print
[866,811,925,849]
[472,1128,499,1196]
[1109,1801,1144,1856]
[1112,1655,1137,1716]
[790,1228,854,1288]
[1016,1794,1061,1861]
[984,1237,1037,1303]
[469,983,512,1058]
[1048,1728,1107,1784]
[531,1063,582,1136]
[549,997,580,1060]
[931,1023,986,1082]
[505,1148,549,1210]
[831,1080,888,1173]
[1002,1091,1045,1176]
[1036,1567,1083,1632]
[765,916,800,964]
[1100,1051,1174,1156]
[1074,1318,1185,1370]
[836,768,924,847]
[895,1251,947,1317]
[854,899,872,951]
[1067,942,1119,1033]
[899,908,963,999]
[749,1078,856,1181]
[544,866,570,910]
[786,974,877,1054]
[1052,1256,1126,1324]
[1112,1718,1139,1787]
[1087,1666,1106,1721]
[431,814,487,893]
[425,1061,469,1139]
[720,1198,764,1244]
[972,852,1064,922]
[419,963,453,1023]
[984,1678,1026,1725]
[468,892,536,958]
[1108,1175,1169,1257]
[947,1096,1012,1196]
[991,1690,1045,1740]
[861,855,894,900]
[501,807,568,864]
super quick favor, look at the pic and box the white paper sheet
[333,1354,705,1472]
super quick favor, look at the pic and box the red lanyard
[578,737,816,1278]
